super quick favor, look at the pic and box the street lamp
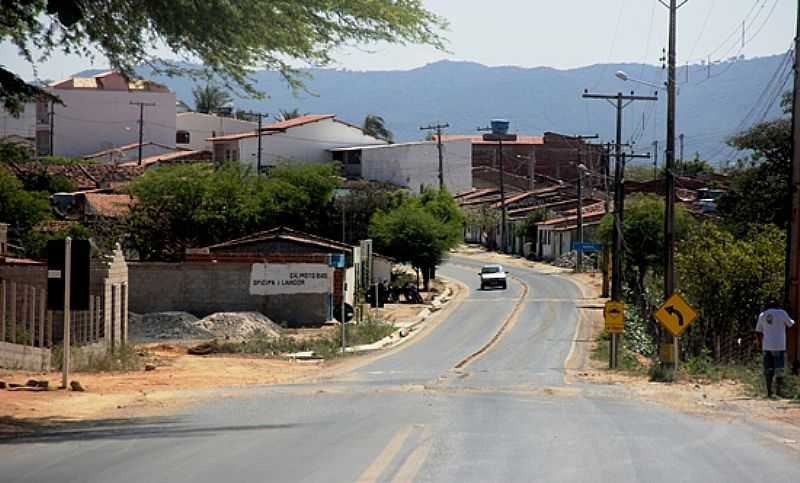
[615,70,664,92]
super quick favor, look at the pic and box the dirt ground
[0,343,330,435]
[0,279,442,435]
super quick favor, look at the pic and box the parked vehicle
[479,264,507,290]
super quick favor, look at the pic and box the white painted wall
[359,140,471,194]
[176,112,256,151]
[49,88,176,157]
[0,103,36,141]
[237,118,385,169]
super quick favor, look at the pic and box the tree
[126,162,340,260]
[1,1,445,112]
[370,188,463,290]
[327,181,402,245]
[677,155,715,177]
[193,84,232,114]
[718,118,791,232]
[596,194,691,334]
[0,165,51,255]
[678,222,784,361]
[276,109,305,121]
[363,115,394,143]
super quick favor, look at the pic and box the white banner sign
[250,263,332,295]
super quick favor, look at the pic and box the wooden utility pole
[420,123,450,190]
[130,101,156,166]
[786,0,800,374]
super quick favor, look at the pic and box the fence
[0,244,129,370]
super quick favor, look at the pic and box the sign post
[655,292,698,369]
[604,300,624,369]
[62,238,71,389]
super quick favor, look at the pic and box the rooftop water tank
[490,119,510,135]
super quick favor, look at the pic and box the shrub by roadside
[199,319,396,359]
[52,344,142,373]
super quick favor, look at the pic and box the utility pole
[659,0,688,367]
[576,154,584,273]
[601,143,611,298]
[479,121,516,253]
[528,148,537,192]
[652,140,659,180]
[679,133,685,175]
[48,101,55,156]
[242,111,267,173]
[661,0,687,329]
[786,0,800,374]
[583,91,657,368]
[420,123,450,190]
[130,101,156,166]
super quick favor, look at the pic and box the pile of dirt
[195,312,283,340]
[129,312,212,341]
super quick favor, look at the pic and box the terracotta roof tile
[84,193,133,218]
[208,114,337,142]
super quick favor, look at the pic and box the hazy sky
[1,0,795,80]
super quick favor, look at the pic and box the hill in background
[86,52,789,166]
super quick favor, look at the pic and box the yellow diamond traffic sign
[655,293,698,337]
[604,301,624,333]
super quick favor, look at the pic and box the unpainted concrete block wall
[128,262,334,326]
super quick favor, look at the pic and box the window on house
[176,130,190,144]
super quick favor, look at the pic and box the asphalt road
[1,255,798,482]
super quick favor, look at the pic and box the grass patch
[211,319,396,359]
[590,331,647,373]
[52,344,142,372]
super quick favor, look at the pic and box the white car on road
[479,264,508,290]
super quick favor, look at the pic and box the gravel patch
[129,311,283,342]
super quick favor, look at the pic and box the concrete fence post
[9,282,16,344]
[39,288,45,348]
[0,279,5,342]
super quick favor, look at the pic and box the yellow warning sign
[655,293,698,337]
[604,300,624,333]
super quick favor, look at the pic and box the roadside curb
[287,278,464,359]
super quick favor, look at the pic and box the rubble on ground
[129,311,283,341]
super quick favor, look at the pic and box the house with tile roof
[207,114,386,172]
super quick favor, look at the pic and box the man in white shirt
[755,299,796,398]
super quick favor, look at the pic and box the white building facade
[0,71,176,158]
[176,112,257,151]
[331,140,472,194]
[209,115,386,171]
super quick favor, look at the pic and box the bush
[649,364,675,383]
[52,344,142,372]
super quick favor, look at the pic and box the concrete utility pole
[661,0,687,365]
[479,121,516,253]
[420,123,450,190]
[583,91,656,368]
[243,111,267,174]
[62,238,71,389]
[679,133,685,175]
[48,101,55,156]
[786,0,800,374]
[576,157,585,273]
[130,101,156,166]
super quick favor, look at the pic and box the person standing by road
[755,299,796,398]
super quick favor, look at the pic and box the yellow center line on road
[390,425,434,483]
[356,425,415,483]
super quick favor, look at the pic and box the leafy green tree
[276,109,305,121]
[192,84,232,114]
[363,115,393,143]
[370,188,463,289]
[0,141,33,164]
[597,194,691,333]
[2,1,445,112]
[126,162,339,260]
[327,181,402,245]
[677,155,715,177]
[718,118,791,232]
[0,165,51,255]
[677,222,784,360]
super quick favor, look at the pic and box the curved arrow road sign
[655,293,698,337]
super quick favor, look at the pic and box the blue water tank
[490,119,510,135]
